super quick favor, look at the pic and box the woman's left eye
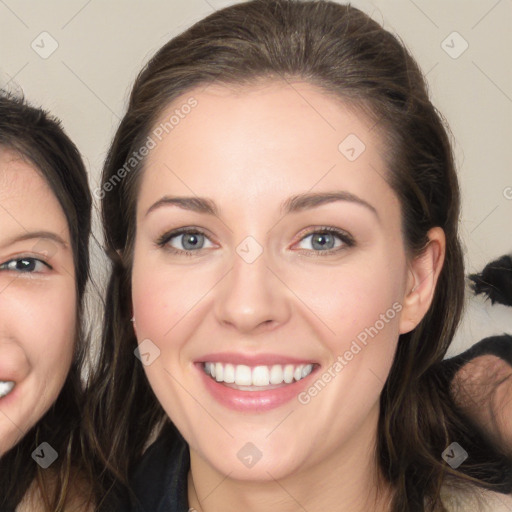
[295,228,354,253]
[0,257,51,273]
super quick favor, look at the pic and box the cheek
[41,291,76,368]
[287,255,406,343]
[14,285,77,381]
[131,256,218,341]
[0,281,77,451]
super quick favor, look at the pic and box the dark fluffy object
[469,254,512,307]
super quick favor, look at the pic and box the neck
[187,405,393,512]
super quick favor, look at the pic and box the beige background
[0,0,511,355]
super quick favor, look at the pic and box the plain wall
[1,0,511,355]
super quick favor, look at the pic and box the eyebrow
[145,191,379,220]
[0,231,68,250]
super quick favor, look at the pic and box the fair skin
[131,81,445,512]
[0,150,75,458]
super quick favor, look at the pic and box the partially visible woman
[0,91,94,511]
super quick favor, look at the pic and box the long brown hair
[90,1,512,510]
[0,91,93,511]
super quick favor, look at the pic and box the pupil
[183,234,203,250]
[312,233,333,250]
[17,259,34,271]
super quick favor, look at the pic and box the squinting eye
[0,257,50,273]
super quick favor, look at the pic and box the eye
[157,228,215,255]
[295,227,354,254]
[0,257,51,273]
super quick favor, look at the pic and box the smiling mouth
[203,362,315,390]
[0,381,15,399]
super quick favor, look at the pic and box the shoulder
[441,484,512,512]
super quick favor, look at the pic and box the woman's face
[0,150,76,455]
[131,81,433,480]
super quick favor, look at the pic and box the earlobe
[399,227,446,334]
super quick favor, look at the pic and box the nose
[214,248,291,334]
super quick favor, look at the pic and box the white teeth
[0,381,15,398]
[203,362,314,387]
[252,366,270,386]
[283,364,294,383]
[269,365,284,384]
[223,363,235,383]
[215,362,224,382]
[235,365,252,386]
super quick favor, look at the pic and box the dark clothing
[110,424,190,512]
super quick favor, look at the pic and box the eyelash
[0,256,53,274]
[156,226,355,257]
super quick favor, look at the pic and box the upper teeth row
[0,381,15,398]
[204,362,314,386]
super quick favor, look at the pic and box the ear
[399,227,446,334]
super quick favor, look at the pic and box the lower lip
[0,383,19,407]
[196,364,317,412]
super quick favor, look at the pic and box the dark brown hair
[0,91,93,511]
[91,1,512,510]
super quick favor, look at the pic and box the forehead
[0,149,70,239]
[138,80,398,219]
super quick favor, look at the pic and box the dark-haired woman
[90,1,512,510]
[0,92,94,511]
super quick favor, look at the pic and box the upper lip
[196,352,318,366]
[0,371,20,383]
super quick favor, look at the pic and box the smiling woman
[89,1,511,511]
[0,92,93,511]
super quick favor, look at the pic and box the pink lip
[195,361,318,412]
[196,352,316,366]
[0,380,20,407]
